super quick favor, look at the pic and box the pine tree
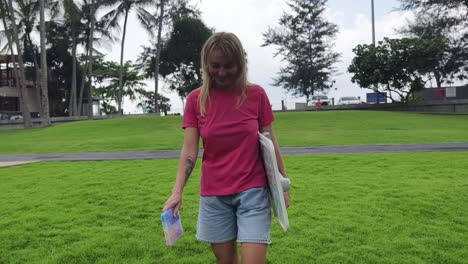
[262,0,339,102]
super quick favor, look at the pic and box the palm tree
[0,2,23,110]
[47,0,84,116]
[63,0,81,116]
[11,0,52,125]
[75,0,98,117]
[102,0,158,114]
[39,0,50,125]
[86,0,96,119]
[4,0,72,125]
[153,0,165,114]
[0,2,9,52]
[51,0,104,117]
[13,0,48,122]
[140,0,200,114]
[4,0,32,127]
[81,0,117,118]
[47,0,116,117]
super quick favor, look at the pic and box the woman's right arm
[162,127,200,216]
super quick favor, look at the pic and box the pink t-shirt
[183,85,275,196]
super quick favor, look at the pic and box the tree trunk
[87,0,96,119]
[181,96,185,113]
[69,33,78,116]
[117,10,129,115]
[78,28,91,116]
[6,0,32,128]
[26,34,42,116]
[1,16,22,114]
[35,65,42,115]
[77,69,86,115]
[434,71,442,87]
[154,0,165,114]
[39,0,50,126]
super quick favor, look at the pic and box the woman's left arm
[260,124,290,208]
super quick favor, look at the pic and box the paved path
[1,143,468,167]
[0,161,40,168]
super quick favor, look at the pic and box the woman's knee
[211,241,238,264]
[241,243,267,264]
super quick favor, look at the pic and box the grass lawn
[1,111,468,154]
[1,153,467,263]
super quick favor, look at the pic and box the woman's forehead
[208,48,235,63]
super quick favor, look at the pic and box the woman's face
[207,49,240,89]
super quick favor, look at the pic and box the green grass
[1,153,467,263]
[274,111,468,147]
[0,116,183,154]
[1,111,468,154]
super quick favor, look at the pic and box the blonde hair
[198,32,249,116]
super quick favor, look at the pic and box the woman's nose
[217,67,227,76]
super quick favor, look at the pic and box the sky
[102,0,413,114]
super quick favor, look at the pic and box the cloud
[328,10,413,103]
[112,1,414,113]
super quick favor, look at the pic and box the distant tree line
[348,0,468,103]
[5,0,462,129]
[263,0,467,104]
[0,0,211,128]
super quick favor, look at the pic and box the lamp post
[371,0,380,103]
[371,0,376,45]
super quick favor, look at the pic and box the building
[1,55,100,118]
[419,85,468,101]
[0,55,40,116]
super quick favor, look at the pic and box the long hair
[198,32,249,116]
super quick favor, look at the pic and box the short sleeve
[182,90,199,129]
[258,87,275,127]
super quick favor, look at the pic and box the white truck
[307,95,332,106]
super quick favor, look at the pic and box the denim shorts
[196,187,271,244]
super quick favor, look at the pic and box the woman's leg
[197,195,237,263]
[211,240,238,264]
[240,243,267,264]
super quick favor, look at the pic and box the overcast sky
[102,0,412,114]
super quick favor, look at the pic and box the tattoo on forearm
[184,156,195,185]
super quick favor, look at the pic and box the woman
[163,32,289,264]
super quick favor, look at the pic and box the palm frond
[136,0,159,8]
[63,0,82,23]
[0,29,7,42]
[100,6,123,33]
[0,42,10,54]
[91,47,105,56]
[135,6,158,37]
[48,1,62,20]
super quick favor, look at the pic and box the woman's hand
[162,192,183,217]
